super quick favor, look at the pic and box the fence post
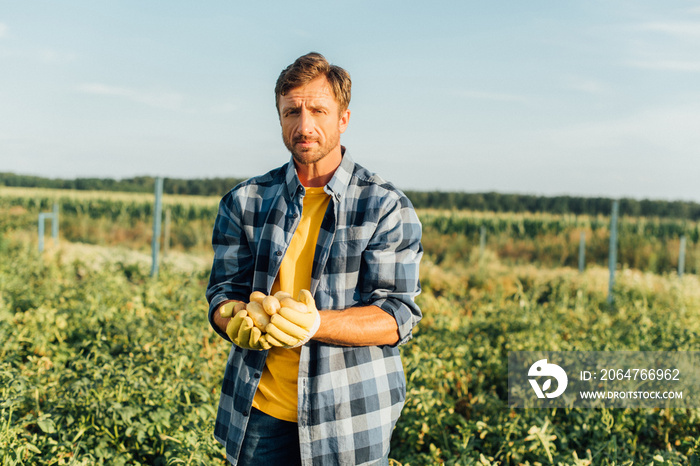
[38,205,59,252]
[578,231,586,273]
[678,235,686,278]
[151,177,164,278]
[607,200,619,305]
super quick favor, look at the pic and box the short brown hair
[275,52,351,114]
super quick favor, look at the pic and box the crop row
[419,210,700,242]
[2,234,699,464]
[3,187,698,240]
[1,188,698,275]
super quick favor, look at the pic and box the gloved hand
[226,310,272,351]
[219,301,246,318]
[265,290,321,348]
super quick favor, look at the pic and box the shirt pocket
[333,224,375,244]
[322,225,376,293]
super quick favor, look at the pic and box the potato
[246,301,270,331]
[249,291,267,304]
[273,291,293,301]
[262,295,281,316]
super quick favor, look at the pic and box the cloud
[76,83,184,110]
[626,21,700,73]
[39,48,77,64]
[627,59,700,72]
[637,21,700,39]
[455,90,529,103]
[565,76,609,95]
[0,45,76,64]
[542,104,700,159]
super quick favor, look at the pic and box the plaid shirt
[206,150,423,466]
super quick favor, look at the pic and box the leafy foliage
[392,254,700,465]
[0,241,229,465]
[1,188,699,465]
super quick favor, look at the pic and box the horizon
[3,171,699,205]
[2,1,699,203]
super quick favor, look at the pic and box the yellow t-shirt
[252,186,330,422]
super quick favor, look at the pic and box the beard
[283,131,340,166]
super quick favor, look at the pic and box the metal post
[678,235,686,278]
[608,200,619,305]
[578,231,586,273]
[52,202,59,243]
[151,177,164,277]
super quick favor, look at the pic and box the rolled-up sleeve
[361,194,423,346]
[206,192,254,341]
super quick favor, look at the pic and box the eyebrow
[281,101,329,114]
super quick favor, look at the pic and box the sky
[1,1,699,202]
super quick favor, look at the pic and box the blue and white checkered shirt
[206,150,423,466]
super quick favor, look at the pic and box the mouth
[294,139,318,149]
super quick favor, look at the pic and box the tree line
[403,190,700,220]
[2,172,699,220]
[0,173,245,197]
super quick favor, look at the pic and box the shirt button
[243,410,249,417]
[254,373,260,378]
[293,213,299,218]
[276,251,282,256]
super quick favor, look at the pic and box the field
[1,187,699,465]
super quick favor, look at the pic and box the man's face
[278,76,350,166]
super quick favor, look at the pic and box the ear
[338,109,351,134]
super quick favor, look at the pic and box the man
[206,52,422,466]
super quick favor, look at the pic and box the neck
[295,145,343,187]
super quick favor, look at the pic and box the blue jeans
[237,407,391,466]
[237,407,302,466]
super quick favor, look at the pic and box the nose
[297,109,314,136]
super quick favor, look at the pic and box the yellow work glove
[265,290,321,348]
[219,301,245,318]
[225,310,271,351]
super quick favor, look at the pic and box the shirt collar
[284,158,304,199]
[283,146,355,201]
